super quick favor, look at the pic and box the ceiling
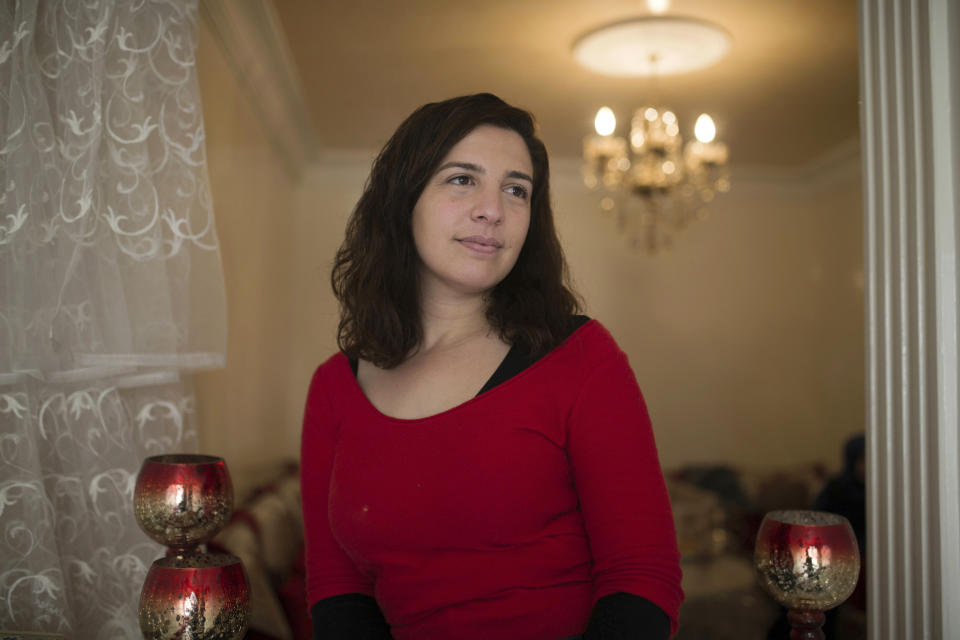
[272,0,860,167]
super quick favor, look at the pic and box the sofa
[210,461,312,640]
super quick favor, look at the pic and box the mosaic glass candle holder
[754,510,860,640]
[134,454,249,640]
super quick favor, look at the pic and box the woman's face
[411,125,533,300]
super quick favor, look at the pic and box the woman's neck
[417,289,494,354]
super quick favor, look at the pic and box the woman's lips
[457,236,501,254]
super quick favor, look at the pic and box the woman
[301,93,683,640]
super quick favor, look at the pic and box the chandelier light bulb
[694,113,717,143]
[594,107,617,136]
[645,0,671,14]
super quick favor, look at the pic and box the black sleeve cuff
[310,593,393,640]
[583,592,672,640]
[309,589,668,640]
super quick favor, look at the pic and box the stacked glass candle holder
[134,454,249,640]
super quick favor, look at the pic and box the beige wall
[194,20,305,496]
[195,18,864,488]
[552,161,864,471]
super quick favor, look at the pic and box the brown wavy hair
[332,93,580,369]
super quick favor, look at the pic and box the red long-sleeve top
[300,320,683,639]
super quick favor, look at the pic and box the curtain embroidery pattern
[0,0,226,635]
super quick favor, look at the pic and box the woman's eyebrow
[436,161,482,174]
[506,170,533,184]
[436,162,532,184]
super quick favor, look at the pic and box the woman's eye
[448,174,474,186]
[506,185,529,200]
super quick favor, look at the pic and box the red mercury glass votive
[134,454,234,554]
[139,552,249,639]
[755,510,860,615]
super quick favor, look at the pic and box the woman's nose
[470,187,504,224]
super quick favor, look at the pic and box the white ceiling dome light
[572,17,732,77]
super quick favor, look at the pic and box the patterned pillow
[211,512,293,640]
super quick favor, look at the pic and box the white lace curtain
[0,1,226,636]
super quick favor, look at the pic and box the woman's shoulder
[306,351,352,402]
[561,315,622,355]
[542,316,628,378]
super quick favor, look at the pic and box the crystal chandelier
[581,103,730,252]
[573,9,733,253]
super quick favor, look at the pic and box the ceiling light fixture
[645,0,671,15]
[574,15,732,253]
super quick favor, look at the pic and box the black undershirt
[322,316,671,639]
[348,315,591,390]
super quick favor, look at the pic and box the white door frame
[860,0,960,637]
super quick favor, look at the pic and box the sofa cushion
[249,474,303,580]
[211,510,293,640]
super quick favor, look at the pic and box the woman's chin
[419,268,511,299]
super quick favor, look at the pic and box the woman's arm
[567,352,684,636]
[301,365,392,639]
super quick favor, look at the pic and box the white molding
[549,137,861,200]
[725,137,862,198]
[304,135,862,201]
[796,137,863,193]
[200,0,317,177]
